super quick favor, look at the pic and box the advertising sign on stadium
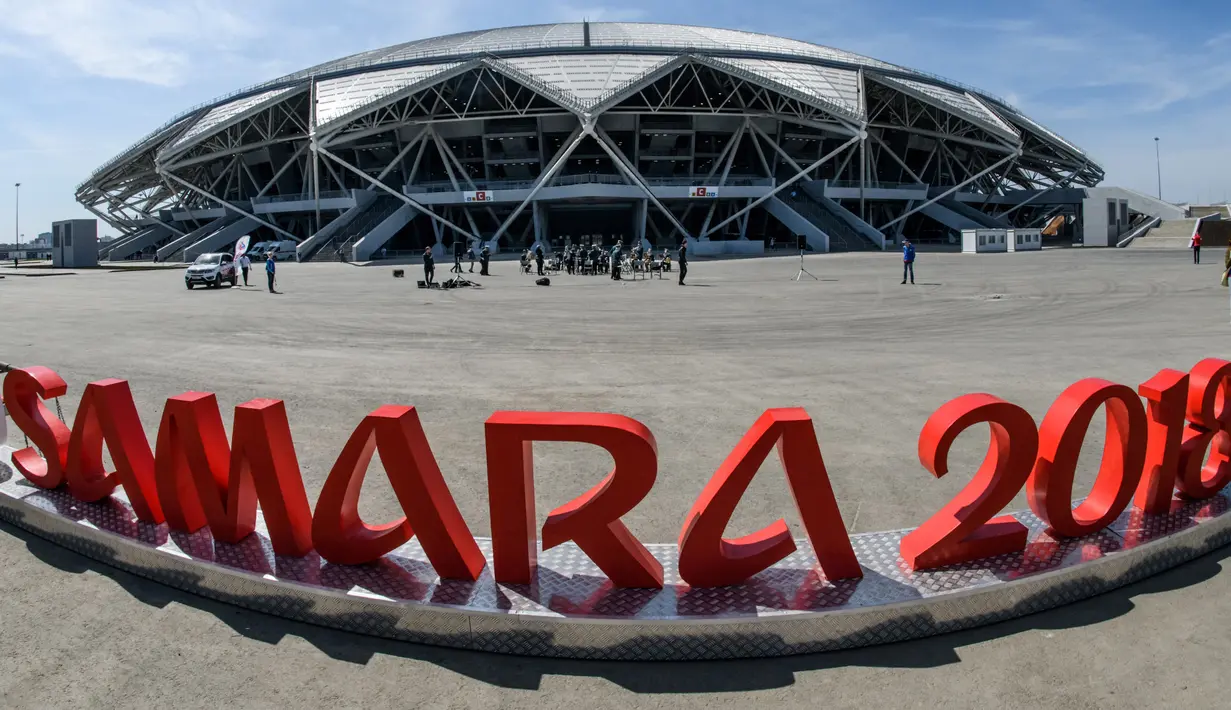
[464,191,494,203]
[688,187,719,199]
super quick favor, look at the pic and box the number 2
[900,394,1039,571]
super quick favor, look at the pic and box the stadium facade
[79,22,1140,263]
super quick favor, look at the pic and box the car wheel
[186,282,193,290]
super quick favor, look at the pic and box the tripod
[793,248,817,281]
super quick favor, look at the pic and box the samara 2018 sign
[1,359,1229,659]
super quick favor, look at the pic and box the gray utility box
[51,219,99,267]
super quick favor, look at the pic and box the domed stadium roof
[83,22,1098,188]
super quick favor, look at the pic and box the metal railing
[826,180,927,191]
[405,173,774,194]
[252,190,352,205]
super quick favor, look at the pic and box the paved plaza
[1,247,1229,708]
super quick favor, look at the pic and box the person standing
[239,252,251,287]
[422,246,435,286]
[610,240,623,280]
[451,243,463,274]
[901,238,916,285]
[479,244,490,276]
[265,252,277,293]
[678,238,688,285]
[1224,244,1231,323]
[535,244,545,276]
[1191,229,1203,264]
[467,245,476,273]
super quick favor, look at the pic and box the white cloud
[0,0,264,86]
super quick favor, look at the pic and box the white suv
[184,253,237,289]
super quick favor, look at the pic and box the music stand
[793,235,816,281]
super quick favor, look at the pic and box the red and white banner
[234,235,251,259]
[689,187,719,198]
[464,191,494,203]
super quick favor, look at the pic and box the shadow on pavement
[4,518,1227,693]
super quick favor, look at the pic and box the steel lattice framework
[77,22,1103,258]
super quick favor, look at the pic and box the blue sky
[1,0,1228,240]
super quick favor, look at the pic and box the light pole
[1153,138,1161,200]
[13,182,19,246]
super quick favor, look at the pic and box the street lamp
[1153,138,1161,200]
[13,182,19,246]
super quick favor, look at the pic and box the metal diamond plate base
[2,445,1230,660]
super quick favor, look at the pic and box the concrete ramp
[1129,219,1200,249]
[183,217,261,262]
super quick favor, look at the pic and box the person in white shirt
[239,253,251,286]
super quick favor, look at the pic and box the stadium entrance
[543,202,638,250]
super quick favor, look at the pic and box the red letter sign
[1176,358,1231,498]
[313,405,485,580]
[1134,369,1189,514]
[1028,379,1147,537]
[154,393,314,556]
[64,379,164,523]
[485,412,661,588]
[900,394,1039,570]
[3,367,71,488]
[677,408,861,587]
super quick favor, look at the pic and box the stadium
[77,21,1167,264]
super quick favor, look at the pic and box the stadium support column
[877,151,1020,232]
[161,171,300,242]
[858,67,868,222]
[637,199,649,250]
[490,124,585,245]
[316,145,478,241]
[592,124,692,240]
[431,214,444,258]
[699,133,862,239]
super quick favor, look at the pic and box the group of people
[513,240,689,284]
[421,243,491,286]
[231,251,279,293]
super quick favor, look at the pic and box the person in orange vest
[1191,229,1202,264]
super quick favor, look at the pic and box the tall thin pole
[14,182,19,246]
[1154,137,1161,200]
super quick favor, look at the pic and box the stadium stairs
[766,190,882,253]
[1129,218,1199,249]
[156,213,243,263]
[938,198,1009,228]
[302,194,402,263]
[183,217,260,262]
[101,224,171,261]
[295,190,378,262]
[800,181,886,249]
[920,202,983,233]
[351,201,417,261]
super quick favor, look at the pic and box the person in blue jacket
[901,238,916,285]
[265,252,277,293]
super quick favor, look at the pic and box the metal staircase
[302,195,402,262]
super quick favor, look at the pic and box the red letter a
[677,408,862,587]
[312,405,485,580]
[154,393,313,556]
[64,379,164,523]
